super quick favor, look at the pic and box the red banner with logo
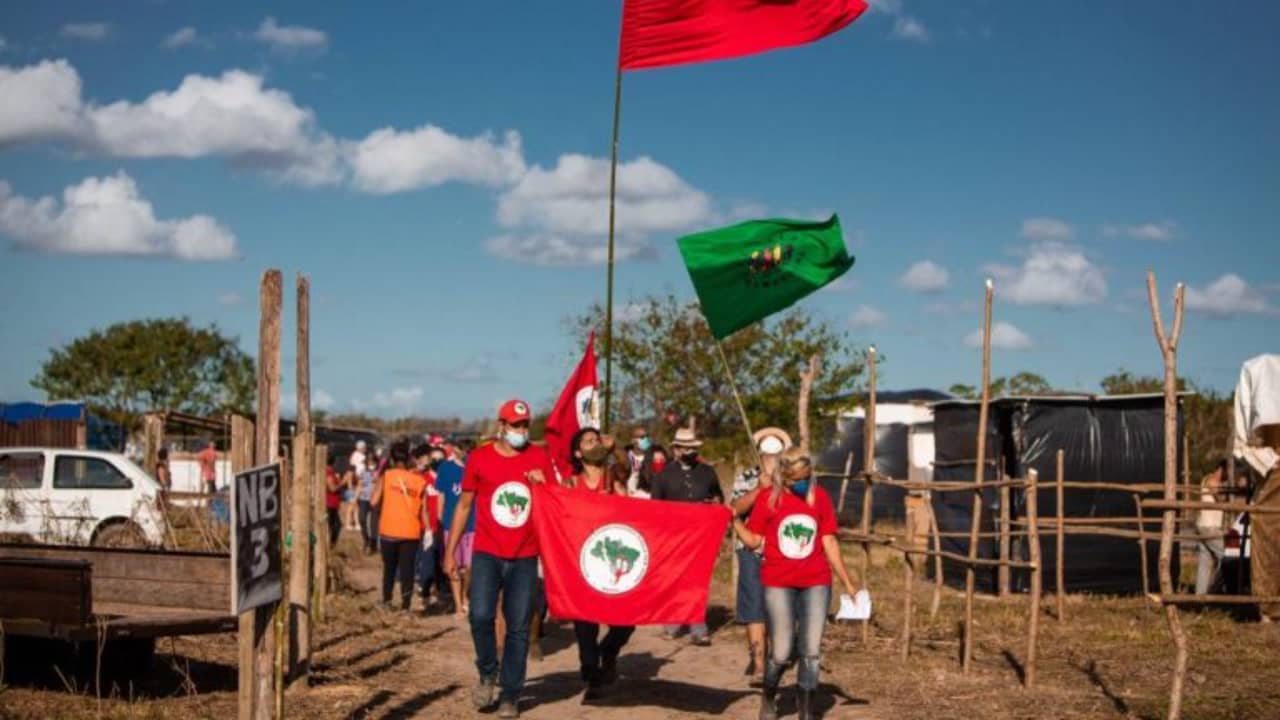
[544,332,598,481]
[532,484,731,625]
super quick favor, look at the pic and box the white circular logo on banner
[574,385,598,429]
[777,514,819,560]
[491,481,532,528]
[580,523,649,595]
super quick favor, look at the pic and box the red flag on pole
[619,0,868,71]
[545,332,599,480]
[533,484,732,625]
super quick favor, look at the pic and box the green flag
[677,215,854,339]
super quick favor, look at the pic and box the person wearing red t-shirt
[735,446,861,720]
[563,427,633,701]
[324,455,343,546]
[444,399,554,719]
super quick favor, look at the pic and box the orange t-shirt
[378,468,427,540]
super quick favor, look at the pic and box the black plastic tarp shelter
[816,389,950,524]
[930,394,1182,596]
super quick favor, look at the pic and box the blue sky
[1,1,1277,419]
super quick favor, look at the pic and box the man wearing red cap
[445,399,554,719]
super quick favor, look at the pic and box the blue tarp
[0,402,86,422]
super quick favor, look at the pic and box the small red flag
[619,0,868,71]
[533,484,732,625]
[544,332,599,481]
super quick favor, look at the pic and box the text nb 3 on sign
[231,463,283,614]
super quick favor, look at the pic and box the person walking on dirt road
[734,446,862,720]
[372,441,430,612]
[444,399,555,719]
[564,427,635,701]
[730,426,793,686]
[651,427,723,645]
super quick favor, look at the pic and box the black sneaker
[497,697,520,718]
[583,680,605,702]
[599,655,618,686]
[471,675,498,710]
[691,635,711,647]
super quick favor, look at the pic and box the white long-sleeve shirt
[1233,354,1280,477]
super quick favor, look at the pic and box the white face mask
[758,436,785,455]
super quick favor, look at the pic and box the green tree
[948,372,1053,399]
[569,294,866,456]
[31,318,255,434]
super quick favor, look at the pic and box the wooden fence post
[143,413,165,479]
[861,346,877,644]
[836,452,854,516]
[963,279,994,674]
[999,474,1011,597]
[231,414,255,720]
[1056,449,1066,622]
[1146,270,1188,720]
[1025,469,1041,688]
[312,443,329,624]
[928,503,944,621]
[900,500,915,660]
[288,274,313,683]
[1134,493,1152,607]
[248,269,282,720]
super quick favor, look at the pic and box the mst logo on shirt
[490,481,532,528]
[777,513,818,559]
[579,523,649,595]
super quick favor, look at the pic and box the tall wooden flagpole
[603,63,623,434]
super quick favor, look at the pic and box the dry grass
[3,533,1278,719]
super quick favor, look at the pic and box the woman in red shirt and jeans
[734,446,861,720]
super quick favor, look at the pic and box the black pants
[381,537,417,609]
[573,621,634,681]
[326,507,341,546]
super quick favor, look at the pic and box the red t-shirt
[417,470,442,533]
[568,472,613,495]
[462,443,555,559]
[325,467,341,510]
[746,486,837,589]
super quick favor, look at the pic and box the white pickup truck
[0,448,166,547]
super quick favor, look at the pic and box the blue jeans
[469,551,538,702]
[764,585,830,691]
[735,549,767,624]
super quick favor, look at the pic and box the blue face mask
[504,431,528,449]
[636,437,651,452]
[790,479,810,498]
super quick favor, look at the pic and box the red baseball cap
[498,399,531,424]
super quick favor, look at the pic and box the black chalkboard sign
[231,463,283,614]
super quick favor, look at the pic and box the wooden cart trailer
[0,543,235,648]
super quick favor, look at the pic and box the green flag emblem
[677,215,854,339]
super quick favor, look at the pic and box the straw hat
[752,427,793,453]
[671,427,703,447]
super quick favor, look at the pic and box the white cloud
[447,355,501,383]
[899,259,949,293]
[163,27,204,49]
[489,154,712,266]
[893,17,930,42]
[1102,221,1177,241]
[849,305,887,329]
[254,17,327,51]
[0,61,344,185]
[1185,274,1274,316]
[1020,217,1074,242]
[485,233,654,267]
[965,321,1033,350]
[0,172,239,260]
[347,126,525,193]
[0,60,85,146]
[357,386,424,411]
[313,389,336,411]
[868,1,930,43]
[218,292,244,306]
[498,154,711,236]
[0,36,8,51]
[985,241,1106,305]
[820,277,857,294]
[61,23,112,41]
